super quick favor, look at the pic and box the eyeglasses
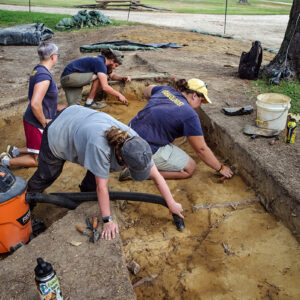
[51,53,60,58]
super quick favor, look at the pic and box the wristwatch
[102,216,113,223]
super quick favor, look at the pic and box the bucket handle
[256,106,289,125]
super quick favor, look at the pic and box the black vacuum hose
[26,192,78,209]
[26,191,185,231]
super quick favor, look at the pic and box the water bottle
[34,257,63,300]
[284,117,297,144]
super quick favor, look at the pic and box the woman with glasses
[119,78,233,180]
[0,42,66,168]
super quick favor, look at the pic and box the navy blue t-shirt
[61,55,107,77]
[23,65,58,129]
[129,86,203,153]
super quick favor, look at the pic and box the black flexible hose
[26,192,78,209]
[26,191,185,231]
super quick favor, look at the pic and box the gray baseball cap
[121,136,153,181]
[109,48,124,65]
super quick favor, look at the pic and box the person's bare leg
[158,157,196,179]
[18,147,34,155]
[88,78,101,99]
[9,153,38,168]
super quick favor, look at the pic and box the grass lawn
[0,10,71,29]
[0,10,134,30]
[0,0,293,15]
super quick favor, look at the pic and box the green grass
[0,10,71,29]
[254,79,300,114]
[0,0,293,15]
[0,10,135,30]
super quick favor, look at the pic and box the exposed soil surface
[0,25,299,299]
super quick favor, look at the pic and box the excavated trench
[0,80,300,299]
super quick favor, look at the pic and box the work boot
[0,152,11,167]
[7,145,19,158]
[84,101,107,109]
[119,168,132,182]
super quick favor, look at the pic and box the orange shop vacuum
[0,165,32,253]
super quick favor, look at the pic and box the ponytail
[105,126,130,153]
[174,79,188,92]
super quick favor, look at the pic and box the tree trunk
[237,0,249,3]
[262,0,300,80]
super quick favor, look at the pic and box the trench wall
[197,108,300,242]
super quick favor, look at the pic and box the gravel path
[0,4,289,48]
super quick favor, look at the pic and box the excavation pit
[1,79,300,299]
[0,25,299,299]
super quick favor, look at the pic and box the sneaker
[119,168,132,182]
[7,145,18,158]
[85,101,107,109]
[0,152,11,167]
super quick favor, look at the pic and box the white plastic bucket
[256,93,291,131]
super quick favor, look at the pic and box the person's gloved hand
[101,220,119,240]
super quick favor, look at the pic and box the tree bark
[262,0,300,80]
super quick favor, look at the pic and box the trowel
[243,124,280,139]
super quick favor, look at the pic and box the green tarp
[55,10,111,31]
[80,44,156,53]
[80,40,182,53]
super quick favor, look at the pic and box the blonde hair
[105,126,130,153]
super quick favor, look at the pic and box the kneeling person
[126,78,233,179]
[60,48,130,109]
[28,105,183,240]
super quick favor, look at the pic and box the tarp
[0,23,54,46]
[55,10,111,31]
[80,40,182,53]
[190,29,239,39]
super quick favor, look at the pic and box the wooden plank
[135,3,171,11]
[75,0,170,11]
[95,0,140,3]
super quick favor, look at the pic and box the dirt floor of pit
[0,25,300,299]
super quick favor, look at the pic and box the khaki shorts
[152,144,190,172]
[60,72,94,106]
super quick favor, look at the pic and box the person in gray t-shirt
[27,105,183,240]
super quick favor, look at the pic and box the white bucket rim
[256,101,291,112]
[257,93,291,105]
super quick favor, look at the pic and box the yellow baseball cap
[187,78,212,104]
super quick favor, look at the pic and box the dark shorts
[27,120,65,193]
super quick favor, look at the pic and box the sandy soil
[0,24,299,299]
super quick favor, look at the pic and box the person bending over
[0,42,66,168]
[60,48,130,109]
[120,78,233,180]
[27,105,183,240]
